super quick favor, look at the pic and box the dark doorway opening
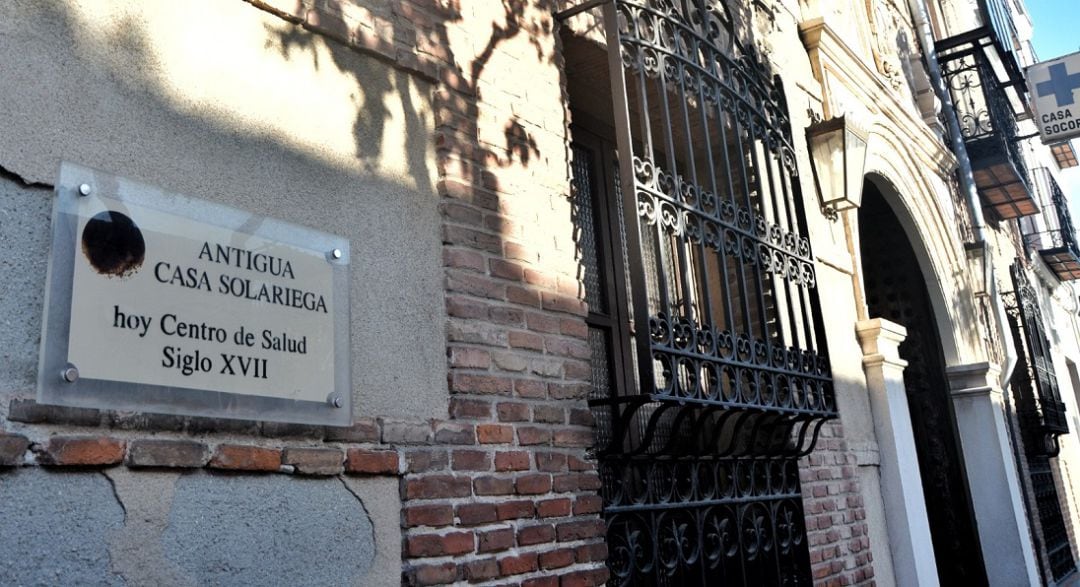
[858,181,988,585]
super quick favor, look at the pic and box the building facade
[2,0,1080,585]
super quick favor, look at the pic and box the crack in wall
[0,161,53,190]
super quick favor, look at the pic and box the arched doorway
[858,179,988,584]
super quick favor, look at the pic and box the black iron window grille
[567,0,836,583]
[1006,262,1069,457]
[1022,168,1080,280]
[1004,263,1076,581]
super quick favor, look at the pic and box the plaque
[37,162,352,426]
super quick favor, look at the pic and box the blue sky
[1027,0,1079,61]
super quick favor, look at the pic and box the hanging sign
[1028,50,1080,144]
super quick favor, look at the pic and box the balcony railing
[938,10,1034,219]
[1023,168,1080,280]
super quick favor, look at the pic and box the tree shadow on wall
[263,0,550,196]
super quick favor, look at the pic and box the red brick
[474,475,514,496]
[540,548,575,570]
[523,267,556,288]
[406,450,449,473]
[559,568,609,586]
[489,306,525,326]
[518,426,552,446]
[404,504,455,527]
[345,449,399,474]
[490,258,525,281]
[124,439,211,468]
[533,405,565,424]
[518,523,556,546]
[568,409,594,427]
[560,318,588,339]
[43,436,126,466]
[0,435,29,466]
[443,201,483,225]
[448,270,506,300]
[456,503,498,526]
[413,562,458,585]
[567,454,594,471]
[497,401,530,421]
[542,292,587,315]
[509,330,544,350]
[514,379,548,399]
[434,422,476,445]
[406,475,473,499]
[476,424,513,444]
[494,450,530,471]
[526,312,561,333]
[407,531,474,557]
[507,285,541,307]
[450,374,513,396]
[463,558,499,582]
[452,449,490,471]
[498,552,539,576]
[516,473,552,495]
[450,398,492,419]
[553,429,593,448]
[557,519,606,541]
[208,445,282,472]
[554,473,602,492]
[574,495,603,515]
[449,347,491,369]
[524,577,559,587]
[443,248,486,271]
[380,418,434,444]
[447,295,489,319]
[574,542,608,563]
[496,499,536,520]
[282,448,343,475]
[537,452,568,472]
[538,498,572,518]
[477,527,514,553]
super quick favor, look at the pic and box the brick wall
[803,420,875,585]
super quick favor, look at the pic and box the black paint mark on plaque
[81,211,145,278]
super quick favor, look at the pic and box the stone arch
[858,121,980,367]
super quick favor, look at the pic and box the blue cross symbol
[1037,63,1080,108]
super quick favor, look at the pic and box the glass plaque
[37,162,352,426]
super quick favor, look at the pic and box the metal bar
[553,0,610,22]
[604,0,656,397]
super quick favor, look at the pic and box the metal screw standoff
[77,183,92,196]
[61,366,79,383]
[330,249,343,260]
[328,393,343,408]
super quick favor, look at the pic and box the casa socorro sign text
[1029,51,1080,144]
[37,163,351,426]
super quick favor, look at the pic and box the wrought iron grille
[1006,263,1069,457]
[568,0,836,583]
[598,0,835,451]
[1029,455,1077,582]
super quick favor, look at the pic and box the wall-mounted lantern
[806,115,869,219]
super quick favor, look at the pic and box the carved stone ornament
[866,0,915,103]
